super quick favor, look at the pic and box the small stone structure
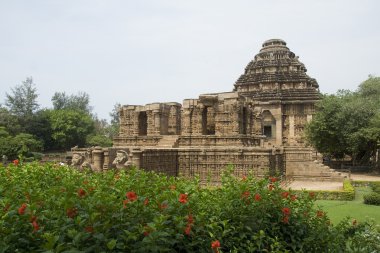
[72,39,344,183]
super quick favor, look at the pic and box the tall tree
[49,109,94,150]
[306,76,380,166]
[109,102,121,139]
[5,77,39,117]
[51,91,92,114]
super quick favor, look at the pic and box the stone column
[131,148,143,168]
[306,114,313,122]
[102,149,110,170]
[153,110,161,135]
[92,148,104,172]
[289,115,295,143]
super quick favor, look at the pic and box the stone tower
[235,39,320,146]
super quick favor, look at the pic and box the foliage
[363,193,380,206]
[0,107,22,135]
[108,102,121,139]
[4,77,39,118]
[0,129,43,160]
[51,91,93,114]
[49,109,94,150]
[1,164,379,252]
[306,76,380,165]
[86,134,112,147]
[335,218,380,252]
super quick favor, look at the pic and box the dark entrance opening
[202,107,215,135]
[264,125,272,138]
[241,107,247,134]
[138,112,147,136]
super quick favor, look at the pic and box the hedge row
[294,180,355,201]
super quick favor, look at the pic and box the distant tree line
[0,77,121,160]
[306,75,380,169]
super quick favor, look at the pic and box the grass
[316,187,380,225]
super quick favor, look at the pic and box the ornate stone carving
[112,150,132,169]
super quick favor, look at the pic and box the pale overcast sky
[0,0,379,121]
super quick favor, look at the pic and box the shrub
[0,163,379,252]
[370,182,380,194]
[363,193,380,206]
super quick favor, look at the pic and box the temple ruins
[72,39,345,183]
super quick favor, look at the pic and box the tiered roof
[234,39,319,101]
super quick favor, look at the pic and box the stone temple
[72,39,344,183]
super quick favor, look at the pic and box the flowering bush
[0,162,379,252]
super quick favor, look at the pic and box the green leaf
[107,239,117,250]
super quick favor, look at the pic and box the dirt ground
[287,173,380,191]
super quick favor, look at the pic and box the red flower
[126,191,138,201]
[290,195,297,201]
[13,159,19,166]
[144,198,149,206]
[269,177,278,183]
[241,191,250,199]
[143,226,151,236]
[282,216,289,224]
[159,202,168,210]
[242,175,247,181]
[316,210,324,217]
[309,192,315,198]
[123,199,129,208]
[254,193,261,201]
[32,220,39,232]
[66,207,78,218]
[77,188,86,197]
[211,240,221,252]
[179,193,188,204]
[187,214,194,224]
[18,203,27,215]
[169,185,176,191]
[281,192,289,199]
[85,226,94,233]
[184,224,191,235]
[282,207,291,216]
[268,184,275,191]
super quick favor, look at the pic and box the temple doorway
[202,106,215,135]
[138,111,147,136]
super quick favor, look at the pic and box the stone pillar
[153,110,161,135]
[306,114,313,122]
[289,115,295,143]
[92,148,104,172]
[103,150,110,170]
[131,148,143,168]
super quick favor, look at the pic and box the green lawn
[316,187,380,225]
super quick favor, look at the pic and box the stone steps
[285,147,346,182]
[157,135,179,148]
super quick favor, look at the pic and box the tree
[0,127,43,160]
[49,109,94,150]
[306,76,380,166]
[51,91,92,114]
[5,77,39,117]
[0,106,22,135]
[109,102,121,139]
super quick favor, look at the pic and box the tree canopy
[5,77,39,117]
[306,76,380,166]
[51,91,93,114]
